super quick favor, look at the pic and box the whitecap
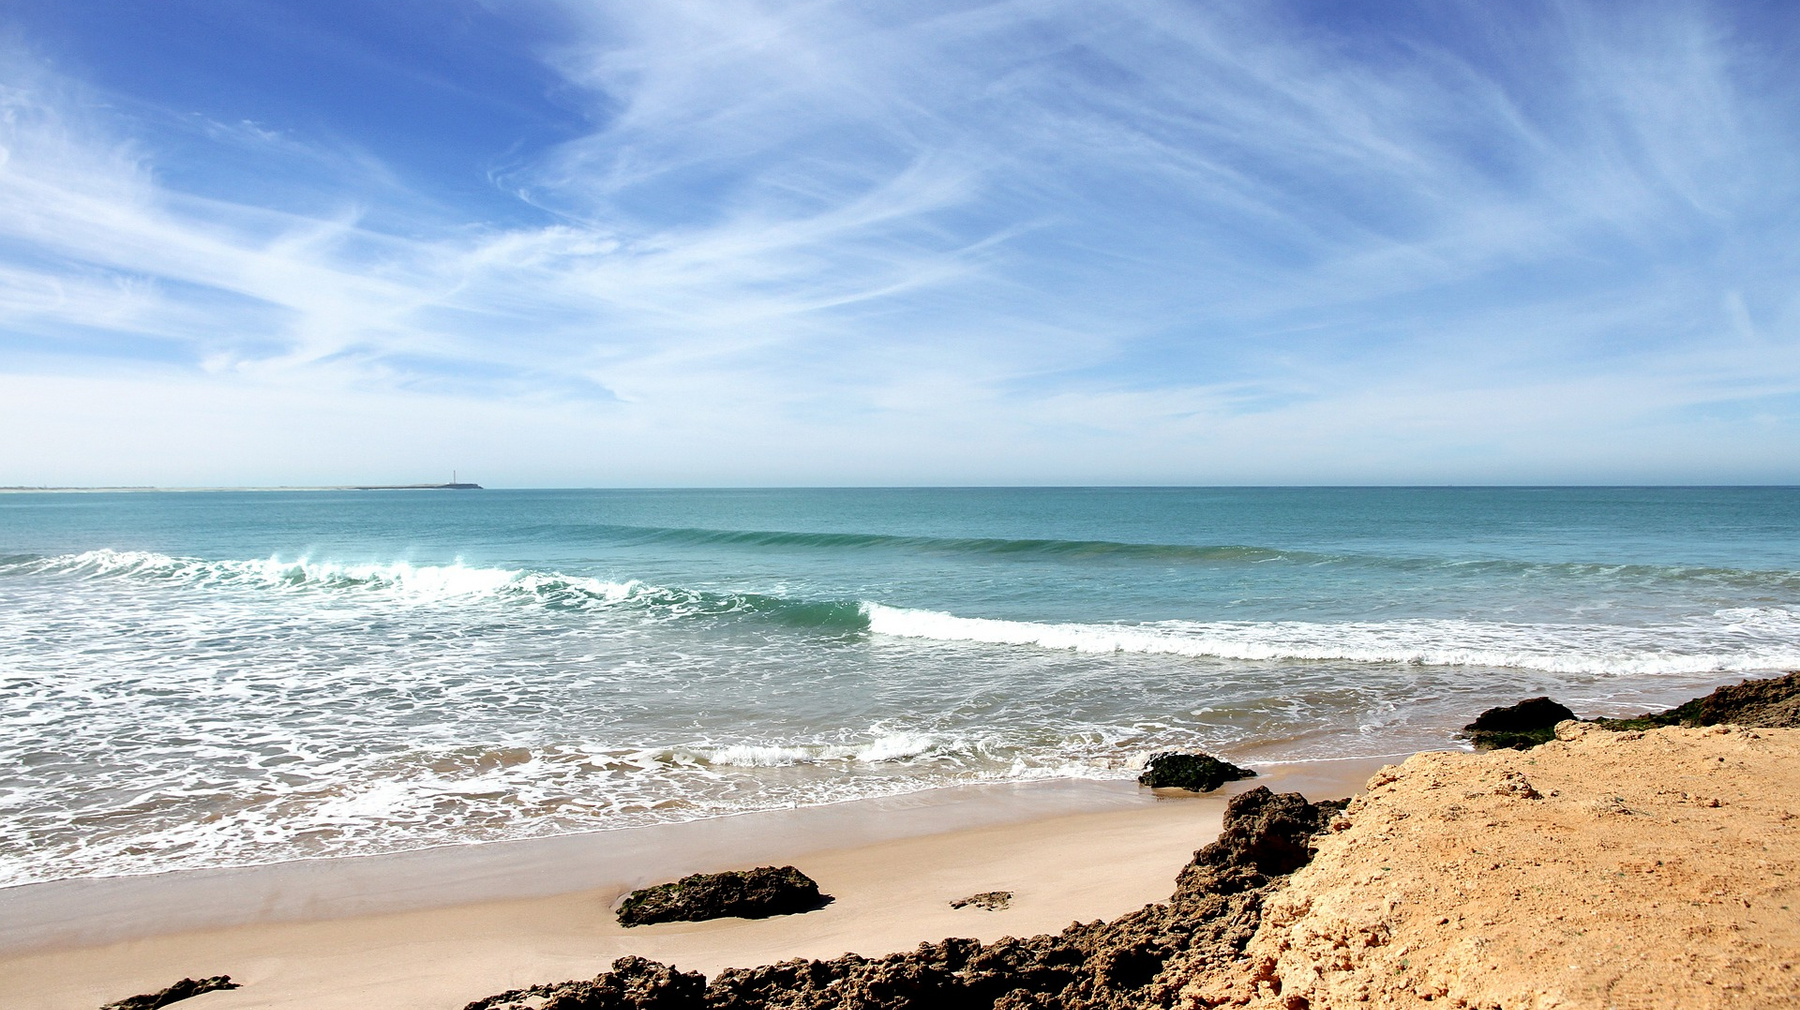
[860,603,1800,676]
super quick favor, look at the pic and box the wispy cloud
[0,1,1796,484]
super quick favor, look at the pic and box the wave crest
[861,603,1800,676]
[11,550,1796,677]
[14,550,872,630]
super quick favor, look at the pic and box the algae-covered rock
[1597,671,1800,731]
[1137,751,1256,792]
[1463,697,1576,750]
[616,865,830,927]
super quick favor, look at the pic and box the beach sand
[1201,723,1800,1008]
[0,759,1383,1010]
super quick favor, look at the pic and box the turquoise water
[2,486,1796,885]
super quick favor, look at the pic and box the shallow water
[2,486,1795,885]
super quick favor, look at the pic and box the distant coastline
[0,483,483,493]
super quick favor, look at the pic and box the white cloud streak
[0,1,1797,484]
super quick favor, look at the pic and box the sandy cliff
[1196,723,1800,1009]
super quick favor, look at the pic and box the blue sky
[2,0,1797,486]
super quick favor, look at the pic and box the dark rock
[1137,751,1256,792]
[471,788,1348,1010]
[1686,671,1800,726]
[1597,672,1800,731]
[1181,786,1351,887]
[949,890,1012,910]
[463,957,704,1010]
[1462,696,1577,750]
[101,976,239,1010]
[616,866,830,927]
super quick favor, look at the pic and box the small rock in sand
[949,890,1013,911]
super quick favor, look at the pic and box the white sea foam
[861,603,1800,676]
[703,732,942,767]
[40,549,561,596]
[841,732,937,762]
[705,744,814,767]
[24,549,673,610]
[5,542,1794,889]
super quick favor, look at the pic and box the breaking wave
[861,603,1800,677]
[7,550,870,630]
[7,550,1796,676]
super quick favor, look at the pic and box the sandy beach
[11,689,1800,1009]
[0,760,1381,1010]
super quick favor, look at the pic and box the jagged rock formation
[101,976,239,1010]
[1598,670,1800,730]
[1137,752,1256,792]
[461,957,704,1010]
[466,788,1345,1010]
[1462,696,1576,750]
[617,866,831,927]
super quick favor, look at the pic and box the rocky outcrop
[1598,671,1800,730]
[1137,752,1255,792]
[462,956,704,1010]
[1462,675,1800,750]
[616,866,831,927]
[1462,696,1576,750]
[101,976,239,1010]
[1177,788,1346,887]
[468,788,1345,1010]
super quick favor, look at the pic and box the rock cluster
[465,787,1346,1010]
[1468,672,1800,752]
[101,976,239,1010]
[1598,670,1800,730]
[617,866,832,927]
[462,957,703,1010]
[1136,752,1255,792]
[1461,696,1576,750]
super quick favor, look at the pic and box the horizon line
[4,483,1797,494]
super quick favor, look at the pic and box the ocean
[2,486,1796,888]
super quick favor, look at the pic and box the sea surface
[2,486,1797,887]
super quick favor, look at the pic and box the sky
[1,0,1798,487]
